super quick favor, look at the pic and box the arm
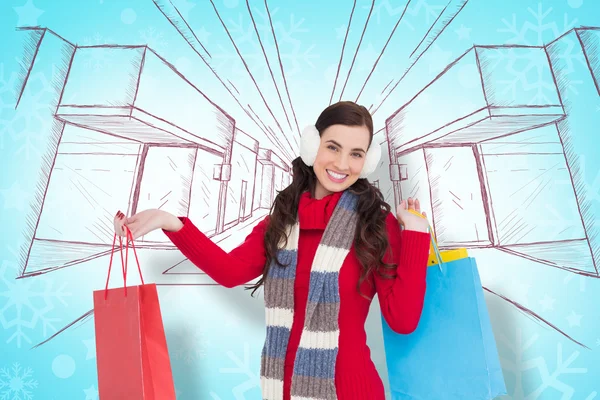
[374,212,431,334]
[162,216,269,288]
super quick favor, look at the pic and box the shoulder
[256,215,270,230]
[245,215,270,238]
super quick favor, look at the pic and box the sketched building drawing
[385,31,599,278]
[382,28,600,348]
[547,28,600,276]
[14,23,599,349]
[254,147,291,211]
[17,28,291,281]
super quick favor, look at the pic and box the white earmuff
[300,125,321,167]
[359,141,381,179]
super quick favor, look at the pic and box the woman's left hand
[396,198,429,233]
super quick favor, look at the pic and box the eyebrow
[326,139,366,153]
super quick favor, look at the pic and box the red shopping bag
[93,228,176,400]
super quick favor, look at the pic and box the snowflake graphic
[498,328,590,399]
[208,342,259,400]
[405,0,446,28]
[172,328,211,365]
[0,363,38,400]
[0,64,59,160]
[83,384,98,400]
[482,46,561,105]
[0,63,19,150]
[213,8,318,85]
[139,26,168,51]
[494,2,588,103]
[365,0,446,30]
[0,258,71,348]
[81,33,116,71]
[546,29,589,97]
[498,2,578,46]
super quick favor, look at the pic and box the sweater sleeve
[162,216,269,288]
[374,212,431,334]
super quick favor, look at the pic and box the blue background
[1,0,599,399]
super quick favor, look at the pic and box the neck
[314,181,333,200]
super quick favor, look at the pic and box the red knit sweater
[164,190,431,399]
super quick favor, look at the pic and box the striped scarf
[260,190,359,400]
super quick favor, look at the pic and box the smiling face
[313,124,371,199]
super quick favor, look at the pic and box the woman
[114,101,431,400]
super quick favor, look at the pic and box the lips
[326,169,348,183]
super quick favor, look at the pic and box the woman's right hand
[113,209,183,240]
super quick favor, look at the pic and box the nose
[334,153,350,171]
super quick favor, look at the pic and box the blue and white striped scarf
[260,190,359,400]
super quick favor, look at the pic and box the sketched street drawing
[15,28,291,288]
[4,3,599,380]
[385,28,600,348]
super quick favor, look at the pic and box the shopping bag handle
[405,209,444,272]
[104,226,145,300]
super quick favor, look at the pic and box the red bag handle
[104,226,145,300]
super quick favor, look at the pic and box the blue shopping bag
[382,224,507,399]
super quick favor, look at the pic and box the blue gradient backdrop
[1,0,599,399]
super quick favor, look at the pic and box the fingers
[113,210,146,242]
[398,198,427,217]
[126,223,138,239]
[401,198,417,211]
[398,198,424,208]
[114,211,123,232]
[114,210,129,237]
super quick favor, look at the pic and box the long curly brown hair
[246,101,397,299]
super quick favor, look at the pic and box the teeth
[327,170,347,180]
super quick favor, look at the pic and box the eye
[352,152,363,158]
[327,145,338,152]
